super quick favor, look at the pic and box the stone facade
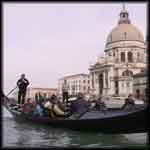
[89,6,146,97]
[133,70,147,99]
[58,74,90,96]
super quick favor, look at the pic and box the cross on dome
[122,3,125,11]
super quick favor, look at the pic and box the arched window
[122,70,133,76]
[105,71,108,87]
[121,52,125,62]
[128,52,133,62]
[108,52,112,56]
[137,52,140,62]
[124,32,127,39]
[91,73,94,88]
[113,52,115,56]
[136,89,140,99]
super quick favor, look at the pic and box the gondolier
[62,79,69,104]
[17,74,29,105]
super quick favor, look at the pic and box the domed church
[89,5,146,97]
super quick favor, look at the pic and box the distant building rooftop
[28,87,57,90]
[59,73,89,80]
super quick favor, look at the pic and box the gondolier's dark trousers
[63,92,68,104]
[18,89,26,105]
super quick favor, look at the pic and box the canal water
[2,107,147,148]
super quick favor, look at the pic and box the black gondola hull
[3,96,147,134]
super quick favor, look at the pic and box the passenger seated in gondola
[33,101,44,117]
[70,93,91,118]
[44,98,53,117]
[44,95,66,118]
[41,98,50,116]
[57,97,65,112]
[121,94,135,110]
[21,98,36,115]
[94,96,107,112]
[51,94,68,117]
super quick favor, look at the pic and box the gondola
[2,94,147,134]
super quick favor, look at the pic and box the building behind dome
[89,5,146,97]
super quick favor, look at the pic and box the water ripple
[2,113,147,148]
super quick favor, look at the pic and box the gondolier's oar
[6,86,17,97]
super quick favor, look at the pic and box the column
[107,70,110,88]
[103,72,105,88]
[133,49,136,63]
[118,51,120,63]
[129,77,133,94]
[93,72,95,89]
[110,81,115,95]
[125,51,128,63]
[118,80,122,96]
[94,72,98,95]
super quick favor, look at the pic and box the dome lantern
[118,3,131,24]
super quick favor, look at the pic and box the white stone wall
[110,80,115,95]
[58,74,90,96]
[133,76,147,98]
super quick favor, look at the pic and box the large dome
[106,9,144,45]
[106,24,144,44]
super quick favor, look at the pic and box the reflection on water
[2,107,147,148]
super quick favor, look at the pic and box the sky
[3,2,147,94]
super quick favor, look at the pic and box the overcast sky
[3,2,147,94]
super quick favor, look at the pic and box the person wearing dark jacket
[62,80,69,104]
[70,93,90,116]
[121,94,135,110]
[17,74,29,105]
[95,96,107,112]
